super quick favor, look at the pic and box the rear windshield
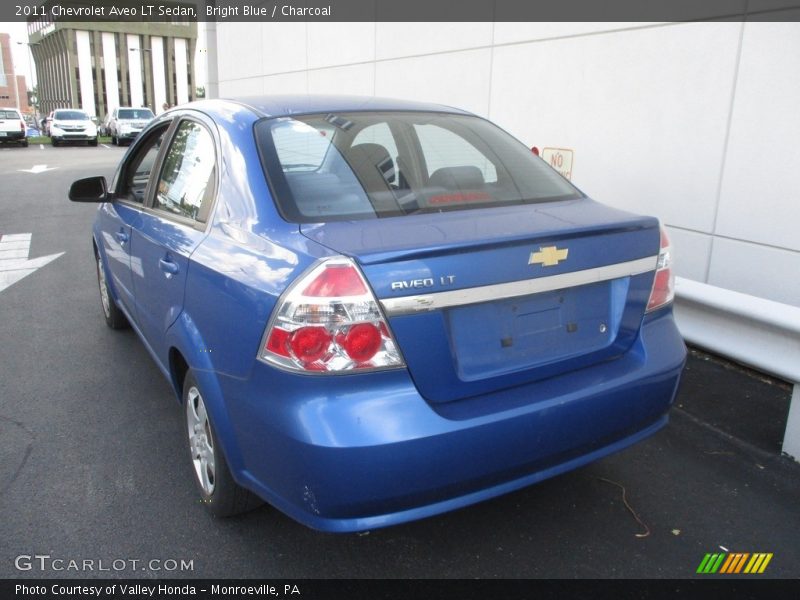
[0,110,21,120]
[54,110,89,120]
[255,111,582,223]
[118,108,154,120]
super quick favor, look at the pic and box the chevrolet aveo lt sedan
[69,95,686,532]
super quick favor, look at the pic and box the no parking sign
[541,147,574,180]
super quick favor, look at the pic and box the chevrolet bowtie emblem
[529,246,569,267]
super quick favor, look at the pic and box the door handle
[114,230,129,244]
[158,257,180,276]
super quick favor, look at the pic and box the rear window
[255,111,582,223]
[54,110,89,120]
[0,110,21,120]
[118,108,154,120]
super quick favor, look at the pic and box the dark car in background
[69,95,686,532]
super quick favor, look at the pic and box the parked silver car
[104,107,155,145]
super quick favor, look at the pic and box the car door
[130,114,218,366]
[97,121,172,315]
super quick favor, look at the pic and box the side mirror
[69,176,112,203]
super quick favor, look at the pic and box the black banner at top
[3,0,800,23]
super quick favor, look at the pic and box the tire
[21,139,29,147]
[184,370,263,517]
[51,138,59,147]
[89,138,98,147]
[96,252,129,329]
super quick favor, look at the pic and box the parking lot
[1,144,799,579]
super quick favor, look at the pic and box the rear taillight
[646,226,675,312]
[20,120,26,132]
[258,257,405,373]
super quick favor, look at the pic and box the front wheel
[184,371,262,517]
[89,138,98,147]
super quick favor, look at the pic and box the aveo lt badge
[529,246,569,267]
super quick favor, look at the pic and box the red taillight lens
[340,323,382,363]
[289,327,332,364]
[21,121,26,132]
[259,257,405,373]
[646,226,675,312]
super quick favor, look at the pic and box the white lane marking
[0,234,65,293]
[17,164,57,174]
[101,144,111,149]
[39,144,45,150]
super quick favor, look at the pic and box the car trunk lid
[301,200,660,403]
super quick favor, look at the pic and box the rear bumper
[219,309,686,532]
[0,131,25,142]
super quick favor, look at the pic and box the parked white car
[104,107,155,145]
[49,109,98,147]
[0,108,28,147]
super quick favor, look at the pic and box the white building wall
[101,32,120,112]
[127,34,144,108]
[150,36,167,113]
[75,30,95,117]
[212,19,800,308]
[174,38,189,105]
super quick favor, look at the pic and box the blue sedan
[69,95,686,532]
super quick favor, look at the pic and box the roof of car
[224,94,474,118]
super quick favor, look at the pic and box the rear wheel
[184,370,262,517]
[96,252,129,329]
[21,139,28,147]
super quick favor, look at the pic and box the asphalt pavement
[1,143,798,580]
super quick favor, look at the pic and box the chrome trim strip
[380,255,658,317]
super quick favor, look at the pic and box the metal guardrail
[673,277,800,461]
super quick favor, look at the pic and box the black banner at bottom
[3,578,798,600]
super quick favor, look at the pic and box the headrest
[348,143,395,184]
[428,166,484,190]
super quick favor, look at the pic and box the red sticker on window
[428,192,492,205]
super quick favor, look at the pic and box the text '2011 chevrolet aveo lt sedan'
[69,95,686,532]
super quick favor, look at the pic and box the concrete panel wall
[212,19,800,307]
[75,30,95,117]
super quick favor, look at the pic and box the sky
[0,21,36,86]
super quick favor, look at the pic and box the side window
[154,120,216,224]
[414,123,497,183]
[116,124,169,204]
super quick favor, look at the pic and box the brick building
[0,32,31,113]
